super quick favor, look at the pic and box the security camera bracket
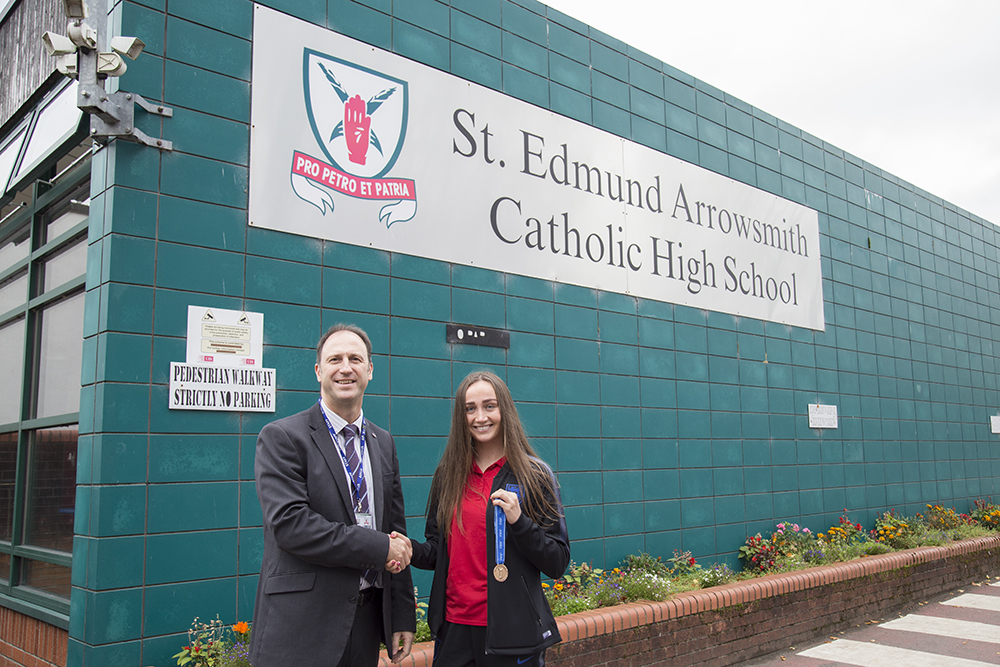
[75,45,173,150]
[82,86,173,150]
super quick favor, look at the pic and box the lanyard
[318,399,367,506]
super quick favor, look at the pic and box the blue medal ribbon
[494,484,522,579]
[494,503,506,567]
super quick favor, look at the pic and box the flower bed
[379,535,1000,667]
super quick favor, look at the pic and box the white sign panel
[249,5,824,330]
[991,416,1000,434]
[169,363,276,412]
[808,404,838,429]
[186,306,263,367]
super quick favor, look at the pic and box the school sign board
[248,5,824,330]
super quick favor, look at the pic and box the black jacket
[411,459,570,656]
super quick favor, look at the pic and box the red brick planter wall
[7,536,999,667]
[382,535,1000,667]
[0,607,67,667]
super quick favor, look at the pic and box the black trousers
[335,588,384,667]
[433,621,544,667]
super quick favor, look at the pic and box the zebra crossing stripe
[800,639,997,666]
[940,593,1000,613]
[881,614,1000,644]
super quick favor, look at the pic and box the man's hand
[389,631,414,663]
[385,531,412,572]
[344,94,371,165]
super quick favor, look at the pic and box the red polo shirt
[444,457,506,626]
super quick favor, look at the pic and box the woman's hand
[385,531,411,573]
[490,489,521,524]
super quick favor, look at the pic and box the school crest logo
[291,48,417,226]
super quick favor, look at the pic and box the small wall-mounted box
[446,324,510,349]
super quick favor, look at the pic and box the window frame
[0,152,90,623]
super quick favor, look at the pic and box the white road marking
[941,594,1000,613]
[881,614,1000,644]
[800,639,997,666]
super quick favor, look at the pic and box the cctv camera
[55,53,78,78]
[62,0,87,19]
[67,20,97,49]
[97,52,127,77]
[109,36,145,60]
[42,31,77,56]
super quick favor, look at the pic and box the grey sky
[542,0,1000,226]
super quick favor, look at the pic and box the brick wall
[5,534,991,667]
[382,535,1000,667]
[0,608,67,667]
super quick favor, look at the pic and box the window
[0,140,90,615]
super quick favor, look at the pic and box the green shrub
[872,510,914,549]
[625,552,671,578]
[972,499,1000,529]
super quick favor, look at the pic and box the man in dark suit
[249,323,415,666]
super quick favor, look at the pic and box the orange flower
[232,621,250,634]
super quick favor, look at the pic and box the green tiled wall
[68,0,1000,664]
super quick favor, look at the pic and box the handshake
[385,531,412,574]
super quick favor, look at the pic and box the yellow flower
[555,583,563,591]
[542,582,549,588]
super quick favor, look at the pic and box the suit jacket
[249,403,415,667]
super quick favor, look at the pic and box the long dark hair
[429,371,559,539]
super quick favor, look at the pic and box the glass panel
[0,183,32,225]
[0,226,30,275]
[0,319,25,424]
[21,559,71,598]
[42,238,87,293]
[0,125,26,195]
[0,431,15,541]
[23,425,77,552]
[0,269,28,314]
[0,551,9,585]
[51,140,92,188]
[35,292,85,418]
[45,196,88,243]
[15,82,82,184]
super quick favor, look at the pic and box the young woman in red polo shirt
[410,371,570,666]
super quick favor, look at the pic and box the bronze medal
[493,563,508,582]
